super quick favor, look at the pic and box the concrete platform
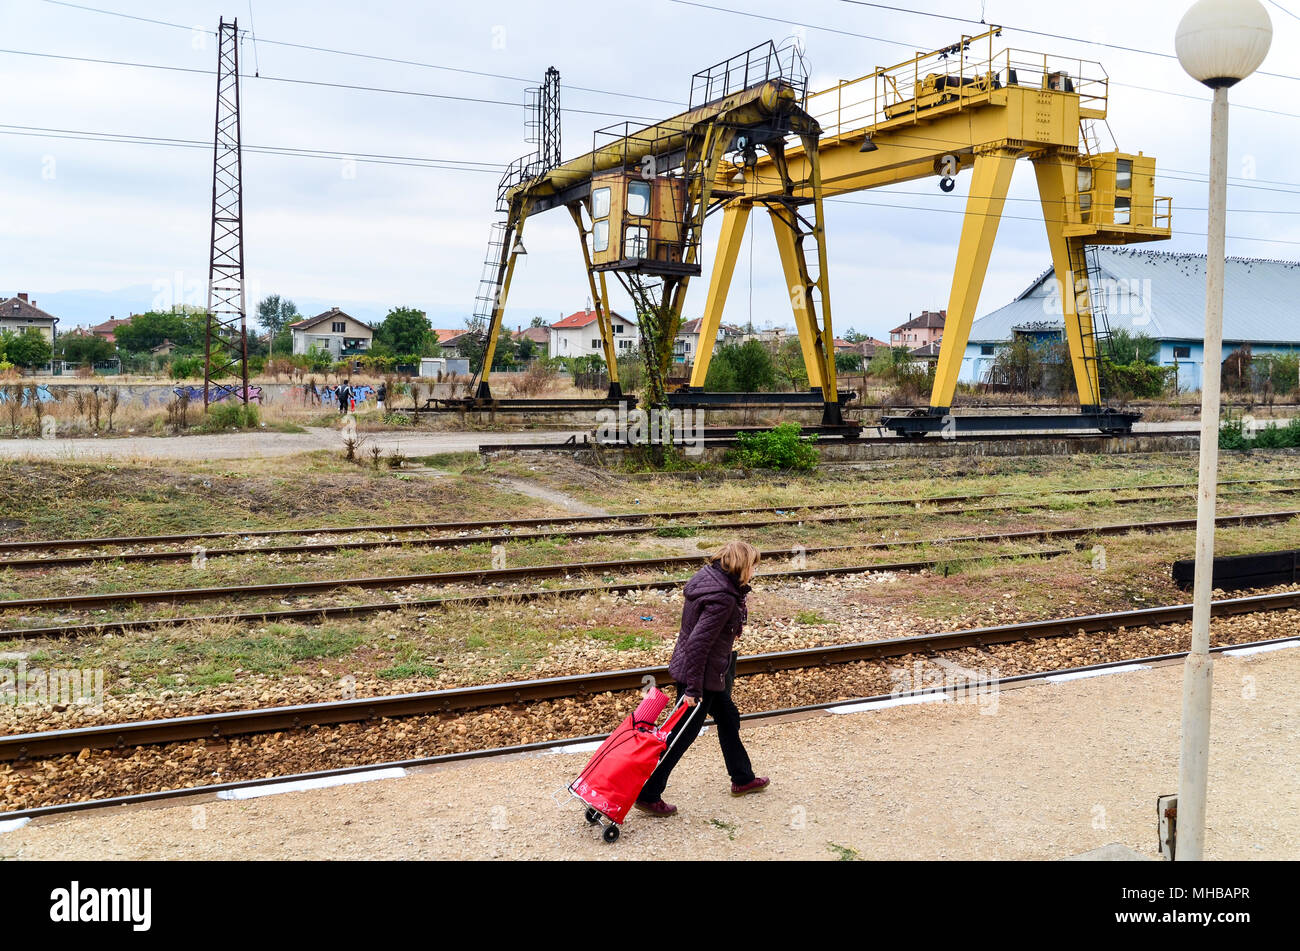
[3,646,1297,861]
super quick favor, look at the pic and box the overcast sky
[2,0,1297,338]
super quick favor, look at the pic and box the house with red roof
[90,317,131,343]
[548,309,637,360]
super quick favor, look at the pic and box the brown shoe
[634,799,679,817]
[731,776,770,796]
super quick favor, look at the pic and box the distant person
[336,383,349,416]
[636,540,769,817]
[376,383,387,413]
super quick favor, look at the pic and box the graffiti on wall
[171,384,263,404]
[300,383,375,406]
[0,385,60,406]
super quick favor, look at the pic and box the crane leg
[569,204,622,398]
[689,201,751,388]
[1033,156,1103,409]
[477,205,530,400]
[770,206,839,409]
[929,148,1018,414]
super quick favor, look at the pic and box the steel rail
[5,481,1299,573]
[6,630,1296,823]
[3,589,1297,766]
[476,428,1204,452]
[2,509,1297,615]
[2,475,1290,557]
[0,546,1074,640]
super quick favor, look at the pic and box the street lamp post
[1173,0,1273,862]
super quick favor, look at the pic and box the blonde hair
[711,540,760,585]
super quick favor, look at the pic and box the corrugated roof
[969,249,1300,345]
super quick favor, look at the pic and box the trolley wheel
[602,824,621,843]
[585,807,601,825]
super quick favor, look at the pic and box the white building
[673,318,744,363]
[549,309,637,360]
[0,293,58,340]
[289,308,373,359]
[960,249,1300,392]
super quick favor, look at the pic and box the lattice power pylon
[204,17,249,409]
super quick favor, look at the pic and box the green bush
[727,422,819,471]
[1218,419,1250,451]
[204,402,261,429]
[169,356,204,380]
[706,340,776,392]
[1101,359,1174,401]
[1220,416,1300,451]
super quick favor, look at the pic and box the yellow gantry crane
[471,43,843,419]
[471,28,1172,434]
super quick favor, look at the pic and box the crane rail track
[2,476,1294,559]
[4,480,1300,572]
[2,509,1297,619]
[2,590,1297,817]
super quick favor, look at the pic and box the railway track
[3,590,1297,822]
[4,479,1300,572]
[476,428,1204,452]
[2,475,1294,561]
[1,508,1296,619]
[0,545,1073,640]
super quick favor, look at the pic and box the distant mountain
[17,288,473,332]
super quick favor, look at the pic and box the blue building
[959,249,1300,393]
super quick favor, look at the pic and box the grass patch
[587,628,658,651]
[794,610,829,625]
[827,842,860,861]
[653,526,698,538]
[710,818,739,841]
[421,451,480,471]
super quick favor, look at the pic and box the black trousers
[638,659,754,803]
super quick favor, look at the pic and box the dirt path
[0,427,588,463]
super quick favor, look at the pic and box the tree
[772,338,810,390]
[835,350,863,373]
[256,295,300,337]
[270,327,293,356]
[375,307,436,359]
[529,315,548,329]
[6,329,53,368]
[58,334,116,365]
[114,311,206,353]
[457,319,490,374]
[706,340,776,392]
[1106,329,1159,365]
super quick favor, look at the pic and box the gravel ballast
[3,646,1296,860]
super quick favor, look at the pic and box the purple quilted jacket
[668,564,750,698]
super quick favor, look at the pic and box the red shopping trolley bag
[568,688,693,838]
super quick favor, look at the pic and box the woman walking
[636,540,770,817]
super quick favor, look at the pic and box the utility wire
[669,0,1300,84]
[834,0,1300,83]
[0,124,505,172]
[5,123,1297,246]
[38,0,686,107]
[1265,0,1300,22]
[0,48,658,122]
